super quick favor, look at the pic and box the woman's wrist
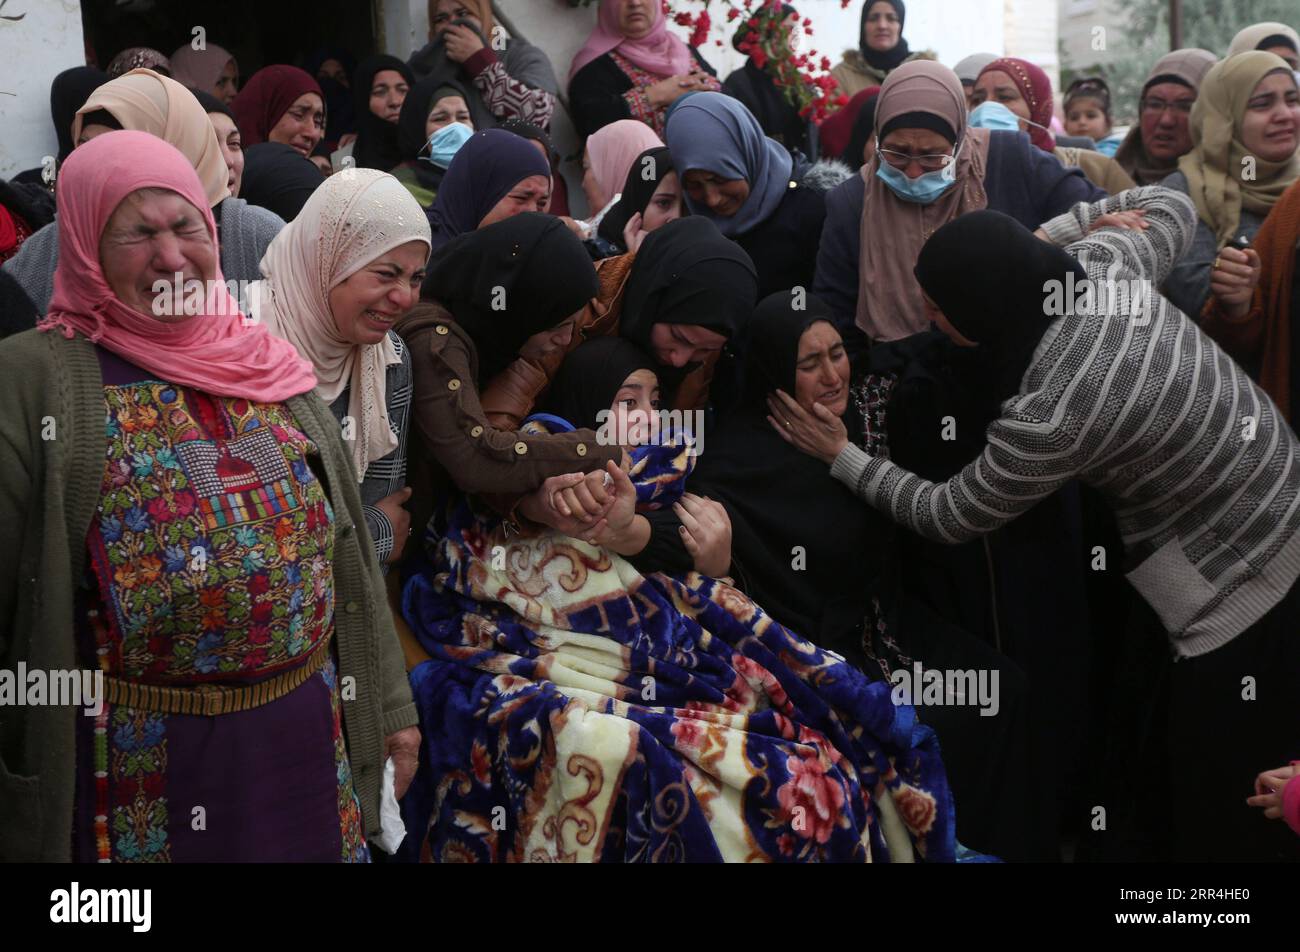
[602,514,650,555]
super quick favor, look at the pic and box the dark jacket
[813,129,1108,333]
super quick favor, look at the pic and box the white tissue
[372,756,407,854]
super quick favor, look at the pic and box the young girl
[1063,76,1123,156]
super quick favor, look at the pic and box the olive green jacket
[0,329,417,861]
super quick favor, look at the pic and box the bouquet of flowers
[566,0,849,122]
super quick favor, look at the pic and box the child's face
[1065,98,1110,140]
[607,368,661,448]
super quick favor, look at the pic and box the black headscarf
[239,142,324,221]
[351,55,413,170]
[422,212,599,385]
[544,337,656,431]
[597,147,674,248]
[688,290,885,656]
[50,67,110,163]
[399,75,473,161]
[620,217,758,352]
[189,88,235,123]
[859,0,911,72]
[914,209,1088,405]
[396,75,474,194]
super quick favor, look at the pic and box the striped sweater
[831,186,1300,657]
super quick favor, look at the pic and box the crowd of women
[2,0,1299,863]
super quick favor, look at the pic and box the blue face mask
[968,100,1022,132]
[422,122,474,169]
[874,139,961,204]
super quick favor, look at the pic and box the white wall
[0,1,88,178]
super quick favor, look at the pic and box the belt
[101,636,332,717]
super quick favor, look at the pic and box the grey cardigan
[830,186,1300,658]
[0,329,416,861]
[2,197,285,314]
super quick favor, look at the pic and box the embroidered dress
[611,51,720,138]
[74,348,367,863]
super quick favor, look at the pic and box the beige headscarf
[1228,22,1300,60]
[1177,51,1300,247]
[74,68,231,207]
[250,169,432,481]
[855,59,991,342]
[1114,49,1218,185]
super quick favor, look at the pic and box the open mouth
[818,387,843,405]
[363,309,398,330]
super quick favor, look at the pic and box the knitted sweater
[2,197,285,314]
[830,186,1300,658]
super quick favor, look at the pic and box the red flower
[893,783,938,836]
[248,573,270,596]
[251,601,273,624]
[777,749,845,844]
[247,624,271,645]
[670,714,709,752]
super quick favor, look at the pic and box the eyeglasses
[877,145,956,172]
[1140,98,1194,116]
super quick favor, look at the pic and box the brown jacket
[1055,147,1136,195]
[480,252,719,430]
[1201,179,1300,421]
[395,303,619,536]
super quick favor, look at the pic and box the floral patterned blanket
[397,440,977,862]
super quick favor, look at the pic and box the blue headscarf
[425,128,551,250]
[664,92,794,238]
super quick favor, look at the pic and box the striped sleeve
[1040,185,1197,288]
[829,412,1081,544]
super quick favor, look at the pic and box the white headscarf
[251,168,431,481]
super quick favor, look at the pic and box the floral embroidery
[82,379,360,862]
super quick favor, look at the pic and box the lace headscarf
[250,169,432,480]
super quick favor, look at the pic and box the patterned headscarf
[976,57,1055,152]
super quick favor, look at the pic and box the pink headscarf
[587,119,665,209]
[38,130,317,403]
[568,0,693,83]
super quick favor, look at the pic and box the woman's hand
[558,216,591,240]
[443,23,486,63]
[1246,763,1298,820]
[385,726,421,800]
[767,390,849,465]
[520,471,613,540]
[675,493,731,577]
[374,487,413,563]
[1089,209,1148,233]
[623,211,650,253]
[1209,245,1261,320]
[646,73,706,108]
